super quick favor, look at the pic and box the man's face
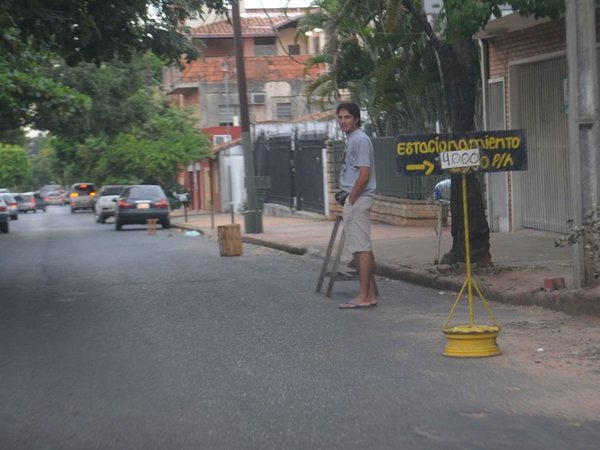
[337,108,359,134]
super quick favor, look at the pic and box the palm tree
[299,0,446,135]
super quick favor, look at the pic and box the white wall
[218,145,247,213]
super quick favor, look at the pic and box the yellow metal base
[442,325,502,358]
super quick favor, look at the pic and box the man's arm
[348,166,370,205]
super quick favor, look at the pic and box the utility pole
[232,0,263,233]
[566,0,600,287]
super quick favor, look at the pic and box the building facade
[164,6,326,211]
[479,9,600,233]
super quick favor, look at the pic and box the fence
[331,137,444,200]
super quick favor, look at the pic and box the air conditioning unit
[250,92,266,105]
[213,134,232,145]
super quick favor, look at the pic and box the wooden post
[218,224,243,256]
[147,219,158,235]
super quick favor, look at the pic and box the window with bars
[276,102,292,120]
[218,105,237,126]
[254,37,277,56]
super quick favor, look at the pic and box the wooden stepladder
[316,216,378,298]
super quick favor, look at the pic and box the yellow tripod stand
[442,173,501,357]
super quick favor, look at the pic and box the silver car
[94,185,127,223]
[0,193,18,220]
[68,183,97,212]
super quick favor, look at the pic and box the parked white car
[94,185,128,223]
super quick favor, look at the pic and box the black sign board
[396,130,527,176]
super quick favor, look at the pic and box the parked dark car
[15,193,36,213]
[114,185,170,231]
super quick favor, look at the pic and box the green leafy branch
[555,207,600,277]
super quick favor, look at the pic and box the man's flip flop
[339,302,377,309]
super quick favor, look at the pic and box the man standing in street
[336,102,377,309]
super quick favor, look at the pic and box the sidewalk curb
[172,218,600,317]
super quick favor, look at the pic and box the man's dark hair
[336,102,361,126]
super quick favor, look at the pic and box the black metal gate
[254,131,326,214]
[261,134,293,206]
[295,134,325,213]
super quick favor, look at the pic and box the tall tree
[96,106,211,188]
[303,0,563,265]
[0,0,228,139]
[0,144,32,189]
[401,0,563,265]
[1,0,228,67]
[300,0,446,135]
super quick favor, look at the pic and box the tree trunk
[437,40,492,266]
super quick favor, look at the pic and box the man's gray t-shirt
[340,128,377,196]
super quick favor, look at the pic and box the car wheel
[161,219,170,229]
[0,222,8,233]
[99,214,106,224]
[95,211,101,223]
[12,215,17,221]
[71,208,76,213]
[33,209,37,213]
[115,220,122,231]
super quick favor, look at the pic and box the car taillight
[154,199,169,209]
[90,191,96,197]
[118,200,132,208]
[9,202,16,207]
[70,192,79,198]
[0,205,6,212]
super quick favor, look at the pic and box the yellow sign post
[442,172,501,358]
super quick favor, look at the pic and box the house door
[510,56,570,233]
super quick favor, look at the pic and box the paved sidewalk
[172,210,600,317]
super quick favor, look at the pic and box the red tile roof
[179,55,324,83]
[213,138,242,154]
[191,15,303,38]
[294,110,336,122]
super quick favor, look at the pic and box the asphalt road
[1,206,599,449]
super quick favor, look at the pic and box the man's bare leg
[350,251,376,305]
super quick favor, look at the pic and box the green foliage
[555,208,600,278]
[1,0,228,67]
[35,58,154,141]
[0,144,32,189]
[0,26,90,140]
[301,0,445,134]
[96,107,211,188]
[0,0,227,139]
[440,0,564,41]
[301,0,565,135]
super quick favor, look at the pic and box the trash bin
[217,224,243,256]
